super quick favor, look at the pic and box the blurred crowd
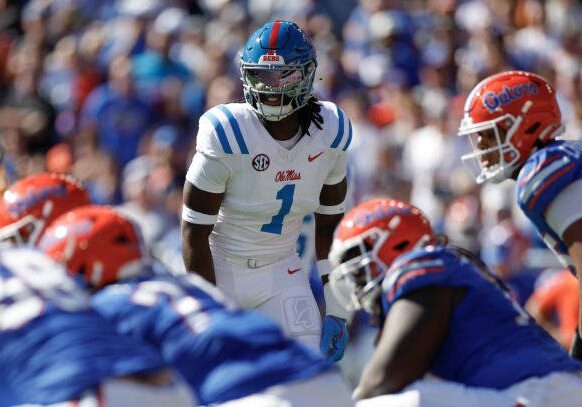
[2,0,582,324]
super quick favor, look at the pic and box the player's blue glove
[320,314,348,361]
[317,259,351,362]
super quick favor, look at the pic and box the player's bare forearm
[181,181,223,285]
[315,213,343,260]
[355,286,454,399]
[571,258,582,337]
[181,221,216,285]
[576,267,582,336]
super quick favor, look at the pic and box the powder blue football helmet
[240,20,317,121]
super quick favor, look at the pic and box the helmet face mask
[240,20,317,121]
[0,213,44,246]
[459,113,522,184]
[458,71,564,184]
[329,228,388,314]
[329,199,434,317]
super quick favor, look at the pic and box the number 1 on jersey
[261,184,295,235]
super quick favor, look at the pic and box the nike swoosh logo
[287,268,302,275]
[308,152,324,162]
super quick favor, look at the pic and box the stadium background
[1,0,581,387]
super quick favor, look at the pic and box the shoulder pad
[517,142,581,213]
[382,247,456,303]
[197,103,250,157]
[319,101,353,152]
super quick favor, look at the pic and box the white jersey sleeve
[545,178,582,237]
[186,104,252,192]
[320,101,351,185]
[325,153,347,185]
[186,153,230,194]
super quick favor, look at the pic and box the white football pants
[213,370,353,407]
[355,371,582,407]
[213,253,322,351]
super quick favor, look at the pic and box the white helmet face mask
[0,200,54,246]
[459,114,522,184]
[459,100,538,184]
[328,228,388,314]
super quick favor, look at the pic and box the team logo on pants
[284,295,318,332]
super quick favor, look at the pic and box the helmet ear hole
[76,265,86,277]
[525,122,540,134]
[115,234,129,244]
[393,241,410,251]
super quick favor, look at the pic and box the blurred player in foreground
[0,247,193,406]
[181,20,350,358]
[40,205,353,406]
[0,172,90,245]
[525,268,579,349]
[458,70,582,359]
[328,198,582,407]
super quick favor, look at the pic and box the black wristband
[570,328,582,360]
[321,274,329,286]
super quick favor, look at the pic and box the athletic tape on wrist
[181,205,218,225]
[315,200,346,215]
[317,259,350,319]
[324,282,350,320]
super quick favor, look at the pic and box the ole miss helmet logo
[252,154,270,171]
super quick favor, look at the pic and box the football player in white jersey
[181,20,351,360]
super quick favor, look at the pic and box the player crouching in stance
[0,248,194,406]
[39,205,353,406]
[328,198,582,407]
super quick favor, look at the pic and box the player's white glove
[318,259,350,362]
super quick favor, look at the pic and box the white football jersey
[186,101,352,260]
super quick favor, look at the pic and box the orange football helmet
[328,198,433,313]
[0,173,91,246]
[39,205,148,289]
[458,70,563,184]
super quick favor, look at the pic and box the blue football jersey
[0,248,164,406]
[91,271,332,404]
[381,245,582,389]
[516,140,582,274]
